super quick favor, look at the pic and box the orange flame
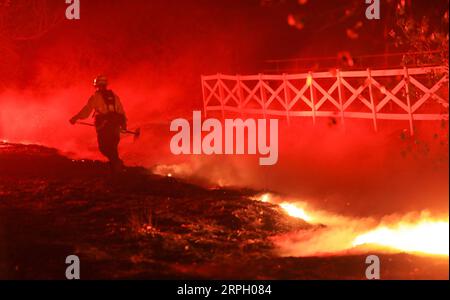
[254,193,449,257]
[279,202,313,222]
[352,220,449,256]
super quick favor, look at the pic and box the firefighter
[69,75,127,171]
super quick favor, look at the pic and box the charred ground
[0,142,447,279]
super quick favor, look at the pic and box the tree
[261,0,449,69]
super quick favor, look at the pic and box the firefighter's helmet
[93,75,108,87]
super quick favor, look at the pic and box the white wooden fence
[201,66,449,135]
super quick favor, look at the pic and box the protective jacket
[74,90,127,125]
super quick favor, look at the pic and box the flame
[352,220,449,256]
[254,193,318,223]
[279,202,313,222]
[260,193,270,202]
[253,193,319,223]
[254,193,449,257]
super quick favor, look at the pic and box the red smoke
[0,0,448,220]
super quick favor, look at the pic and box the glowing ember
[260,193,270,202]
[280,202,313,222]
[352,220,449,256]
[306,74,313,87]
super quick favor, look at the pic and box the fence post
[201,75,208,118]
[283,73,291,124]
[336,69,345,130]
[236,75,244,118]
[403,67,415,136]
[259,73,267,119]
[308,71,316,125]
[367,68,378,132]
[217,73,225,120]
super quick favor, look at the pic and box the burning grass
[0,142,448,279]
[253,193,449,258]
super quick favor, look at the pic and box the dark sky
[0,0,448,217]
[2,0,447,91]
[2,0,383,88]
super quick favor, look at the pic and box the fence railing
[201,66,449,135]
